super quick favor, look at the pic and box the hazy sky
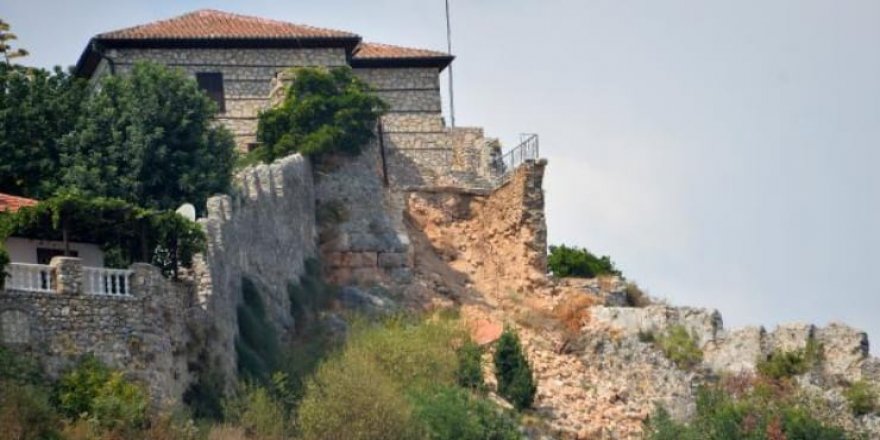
[6,1,880,346]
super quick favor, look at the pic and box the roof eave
[350,55,455,71]
[74,35,364,78]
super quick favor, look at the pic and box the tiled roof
[0,193,38,213]
[353,42,450,60]
[97,9,359,40]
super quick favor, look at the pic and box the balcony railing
[5,263,55,293]
[83,267,133,296]
[3,263,134,297]
[492,133,539,185]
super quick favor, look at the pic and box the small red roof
[97,9,358,40]
[0,193,38,213]
[353,42,450,60]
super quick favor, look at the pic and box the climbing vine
[0,193,205,277]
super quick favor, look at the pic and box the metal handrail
[492,133,539,184]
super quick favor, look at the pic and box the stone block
[50,257,82,294]
[378,252,410,268]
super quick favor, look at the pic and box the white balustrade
[4,263,56,293]
[82,267,134,296]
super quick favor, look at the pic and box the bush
[410,384,521,440]
[624,282,651,307]
[0,347,44,385]
[248,67,388,164]
[844,380,877,416]
[547,244,621,278]
[0,381,62,440]
[646,385,848,440]
[456,340,485,391]
[494,328,537,411]
[236,277,280,382]
[54,355,147,431]
[756,340,821,380]
[296,350,422,440]
[223,383,288,440]
[656,325,703,370]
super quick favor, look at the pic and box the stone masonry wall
[192,154,317,386]
[405,160,549,296]
[0,262,192,405]
[101,47,347,149]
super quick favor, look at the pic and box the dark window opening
[196,72,226,113]
[36,248,78,265]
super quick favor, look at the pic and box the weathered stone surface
[704,326,766,373]
[590,305,723,346]
[0,263,192,406]
[193,154,317,391]
[817,323,869,381]
[768,323,815,353]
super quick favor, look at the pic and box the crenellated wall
[191,153,317,387]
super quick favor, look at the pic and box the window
[196,72,226,113]
[37,248,77,265]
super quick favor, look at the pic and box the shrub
[236,277,280,382]
[410,384,521,440]
[248,67,388,164]
[844,380,877,416]
[624,282,651,307]
[296,350,422,440]
[656,325,703,370]
[756,340,822,381]
[494,328,537,411]
[646,385,848,440]
[54,355,147,431]
[456,340,485,391]
[223,383,288,440]
[547,244,621,278]
[0,347,44,385]
[0,381,62,440]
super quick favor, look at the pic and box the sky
[5,0,880,347]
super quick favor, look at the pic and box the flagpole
[445,0,456,127]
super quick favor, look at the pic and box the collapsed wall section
[193,154,317,386]
[405,160,549,296]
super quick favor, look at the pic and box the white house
[1,193,105,267]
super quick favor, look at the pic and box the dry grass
[206,425,249,440]
[553,294,598,333]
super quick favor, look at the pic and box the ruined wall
[192,154,317,384]
[313,140,412,285]
[405,160,548,296]
[0,263,192,405]
[591,305,875,383]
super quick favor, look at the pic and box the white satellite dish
[176,203,197,221]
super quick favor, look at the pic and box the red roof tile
[97,9,358,41]
[353,42,450,60]
[0,193,38,213]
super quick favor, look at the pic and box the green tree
[0,63,87,198]
[493,328,537,411]
[250,67,388,164]
[0,19,29,64]
[547,244,621,278]
[62,61,235,211]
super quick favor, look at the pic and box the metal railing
[83,267,134,297]
[4,263,55,293]
[492,133,539,184]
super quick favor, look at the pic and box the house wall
[96,47,348,150]
[4,237,104,267]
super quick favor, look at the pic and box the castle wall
[192,154,317,386]
[0,263,192,405]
